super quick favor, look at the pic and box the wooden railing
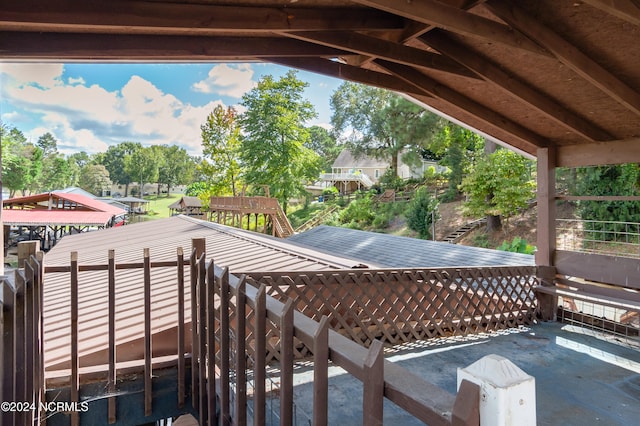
[1,252,45,426]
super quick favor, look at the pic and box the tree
[200,105,243,196]
[1,126,43,196]
[124,145,159,197]
[461,148,535,231]
[156,145,196,195]
[406,187,439,239]
[67,151,92,186]
[37,132,58,157]
[36,132,74,191]
[305,125,340,172]
[98,141,142,196]
[79,164,112,196]
[239,70,321,213]
[330,82,441,173]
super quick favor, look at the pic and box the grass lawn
[143,193,182,219]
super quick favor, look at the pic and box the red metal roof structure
[3,191,126,227]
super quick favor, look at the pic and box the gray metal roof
[287,225,534,268]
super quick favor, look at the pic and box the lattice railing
[240,266,538,363]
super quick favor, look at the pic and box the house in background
[168,196,204,218]
[321,149,443,193]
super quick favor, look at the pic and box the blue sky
[0,62,345,156]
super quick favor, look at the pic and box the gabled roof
[168,196,203,210]
[287,225,534,268]
[332,149,388,169]
[3,209,119,227]
[4,191,125,215]
[3,1,639,166]
[116,196,149,203]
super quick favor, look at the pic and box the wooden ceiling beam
[557,137,640,168]
[284,31,479,80]
[580,0,640,26]
[487,0,640,117]
[0,32,348,60]
[376,59,548,153]
[268,57,429,97]
[351,0,550,56]
[0,0,404,34]
[421,31,613,142]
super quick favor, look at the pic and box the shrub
[405,187,439,239]
[497,237,535,254]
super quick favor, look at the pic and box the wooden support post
[198,253,207,424]
[313,316,329,426]
[280,299,295,426]
[2,280,16,426]
[108,249,117,423]
[235,276,247,426]
[177,247,186,409]
[17,240,39,269]
[219,268,231,425]
[254,284,267,426]
[363,340,384,425]
[536,147,557,321]
[190,238,206,410]
[23,261,35,425]
[143,248,152,417]
[70,251,80,426]
[206,261,216,426]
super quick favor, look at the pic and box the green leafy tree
[200,105,243,196]
[37,132,58,157]
[98,141,142,196]
[305,125,340,172]
[406,187,439,239]
[330,82,441,173]
[239,70,321,213]
[461,148,535,231]
[1,126,43,196]
[156,145,196,196]
[67,151,92,186]
[124,145,159,197]
[79,164,112,196]
[573,164,640,240]
[36,133,74,191]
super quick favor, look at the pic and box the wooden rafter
[268,57,430,97]
[0,32,349,60]
[556,137,640,167]
[375,59,547,153]
[0,0,404,34]
[421,31,613,142]
[283,31,479,79]
[351,0,550,56]
[580,0,640,26]
[487,0,640,117]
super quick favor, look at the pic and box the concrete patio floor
[267,322,640,425]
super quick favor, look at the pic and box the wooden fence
[1,252,45,426]
[23,238,543,424]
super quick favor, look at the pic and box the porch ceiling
[1,0,639,164]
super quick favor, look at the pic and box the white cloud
[1,64,228,156]
[192,63,256,98]
[68,76,85,85]
[0,63,63,89]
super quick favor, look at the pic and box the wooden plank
[70,251,80,426]
[313,316,329,426]
[190,238,205,410]
[219,268,231,426]
[555,277,640,303]
[421,30,612,142]
[253,285,267,426]
[143,248,152,417]
[108,249,116,424]
[235,276,248,426]
[535,285,640,310]
[487,0,640,117]
[280,299,295,426]
[452,379,480,426]
[23,261,35,423]
[555,250,640,290]
[2,280,16,426]
[363,339,384,425]
[206,260,217,426]
[556,195,640,201]
[352,0,548,56]
[36,251,45,424]
[197,253,207,424]
[176,247,185,409]
[17,240,39,269]
[557,137,640,167]
[580,0,640,27]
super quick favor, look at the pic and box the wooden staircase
[294,205,338,233]
[272,203,295,238]
[440,218,487,244]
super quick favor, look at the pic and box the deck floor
[267,322,640,425]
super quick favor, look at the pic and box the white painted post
[457,354,536,426]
